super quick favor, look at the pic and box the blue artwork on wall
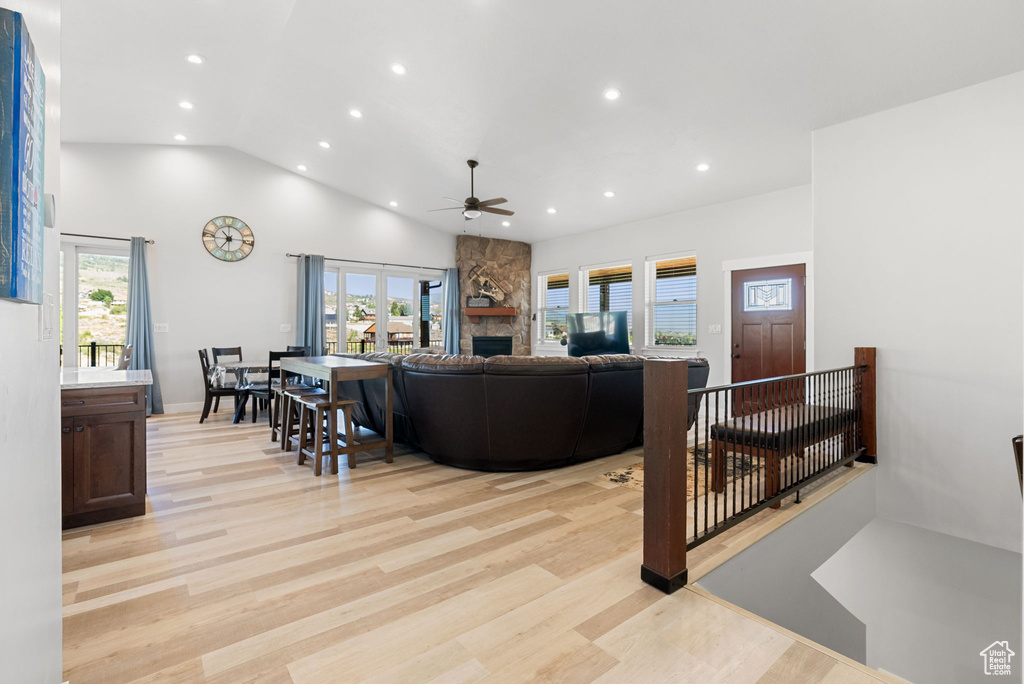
[0,9,45,305]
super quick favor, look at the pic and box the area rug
[601,446,762,499]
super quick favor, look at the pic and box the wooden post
[641,358,690,594]
[854,347,877,464]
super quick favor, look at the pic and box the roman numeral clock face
[202,216,254,262]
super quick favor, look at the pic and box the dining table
[279,355,393,468]
[209,359,270,423]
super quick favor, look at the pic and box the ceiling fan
[429,160,514,220]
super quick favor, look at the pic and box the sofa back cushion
[482,355,590,469]
[401,355,489,467]
[575,355,645,461]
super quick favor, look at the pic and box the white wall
[813,518,1023,684]
[61,143,456,410]
[0,2,63,683]
[531,185,812,387]
[813,72,1024,552]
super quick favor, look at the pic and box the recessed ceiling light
[603,87,621,101]
[501,221,511,227]
[389,201,398,207]
[390,63,407,75]
[296,164,307,172]
[318,141,331,149]
[603,190,615,198]
[179,101,194,110]
[174,134,186,142]
[186,54,204,65]
[547,207,557,214]
[349,109,363,118]
[695,162,711,172]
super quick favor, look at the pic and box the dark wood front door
[731,264,806,413]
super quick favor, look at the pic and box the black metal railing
[324,339,416,355]
[686,365,865,548]
[59,342,124,367]
[640,348,877,594]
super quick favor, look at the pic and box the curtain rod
[286,253,447,272]
[62,232,155,245]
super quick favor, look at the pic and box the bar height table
[279,355,393,468]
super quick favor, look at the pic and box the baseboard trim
[162,401,205,414]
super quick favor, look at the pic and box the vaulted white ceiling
[62,1,1024,243]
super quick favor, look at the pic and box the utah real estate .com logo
[980,641,1015,676]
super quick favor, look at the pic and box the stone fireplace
[456,235,531,356]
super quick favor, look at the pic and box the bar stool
[293,395,357,475]
[279,386,326,450]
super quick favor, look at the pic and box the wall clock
[202,216,254,262]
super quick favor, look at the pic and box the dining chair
[198,349,246,423]
[268,350,323,439]
[287,345,310,354]
[115,344,134,370]
[251,350,308,427]
[212,346,243,363]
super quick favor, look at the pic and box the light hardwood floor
[62,410,888,684]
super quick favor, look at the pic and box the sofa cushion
[483,355,589,376]
[583,354,644,372]
[401,354,485,374]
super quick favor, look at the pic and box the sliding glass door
[324,266,444,354]
[60,243,130,367]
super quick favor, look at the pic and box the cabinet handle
[61,427,71,434]
[62,400,86,406]
[75,426,84,432]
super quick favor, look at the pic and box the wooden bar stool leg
[311,406,324,476]
[270,390,281,442]
[343,405,355,470]
[281,394,293,452]
[296,403,309,465]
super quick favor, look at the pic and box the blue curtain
[126,237,164,415]
[296,254,326,355]
[442,267,460,355]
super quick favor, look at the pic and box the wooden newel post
[641,358,690,594]
[854,347,877,464]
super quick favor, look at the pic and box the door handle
[732,354,741,359]
[75,426,84,432]
[62,427,71,434]
[62,400,86,406]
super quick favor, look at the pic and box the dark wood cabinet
[61,385,147,529]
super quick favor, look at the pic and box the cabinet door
[72,412,146,513]
[61,418,74,517]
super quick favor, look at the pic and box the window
[538,272,570,341]
[582,263,633,342]
[647,254,697,347]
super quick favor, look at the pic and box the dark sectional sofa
[333,352,710,472]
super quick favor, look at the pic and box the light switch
[154,323,169,333]
[707,324,722,334]
[280,324,292,333]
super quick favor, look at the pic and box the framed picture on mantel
[0,9,46,305]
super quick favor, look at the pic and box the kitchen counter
[60,368,153,390]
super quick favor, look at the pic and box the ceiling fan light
[463,209,482,219]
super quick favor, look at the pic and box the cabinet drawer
[61,386,146,416]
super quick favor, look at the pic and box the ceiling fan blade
[442,197,463,204]
[480,207,514,216]
[428,206,465,212]
[477,197,508,208]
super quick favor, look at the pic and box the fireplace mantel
[465,307,516,324]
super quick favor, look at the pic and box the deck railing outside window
[59,342,125,367]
